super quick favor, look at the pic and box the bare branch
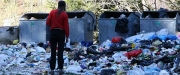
[167,0,180,8]
[154,0,157,11]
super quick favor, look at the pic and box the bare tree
[0,0,180,26]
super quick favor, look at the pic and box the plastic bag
[100,40,112,49]
[157,35,167,40]
[66,38,71,48]
[0,54,9,66]
[66,65,82,74]
[5,50,13,56]
[124,49,142,59]
[87,45,100,54]
[159,70,170,75]
[127,67,145,75]
[152,40,162,46]
[126,32,155,42]
[127,12,140,36]
[141,32,156,40]
[112,52,128,62]
[112,36,122,43]
[126,34,143,42]
[158,8,169,18]
[81,41,93,47]
[156,29,168,36]
[35,46,46,53]
[167,34,177,40]
[148,34,158,40]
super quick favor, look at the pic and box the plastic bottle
[131,43,135,49]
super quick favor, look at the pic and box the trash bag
[73,51,80,61]
[157,35,167,41]
[100,69,116,75]
[156,29,168,36]
[111,36,127,44]
[131,58,143,65]
[81,41,93,47]
[66,65,82,74]
[158,8,169,18]
[100,40,112,49]
[37,42,44,47]
[0,54,9,66]
[73,50,84,61]
[87,45,100,55]
[167,34,177,40]
[127,12,140,36]
[6,27,15,35]
[144,69,160,75]
[128,67,145,75]
[124,49,142,59]
[148,34,158,40]
[111,36,122,43]
[159,70,170,75]
[115,17,128,33]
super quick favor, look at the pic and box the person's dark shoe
[49,70,54,75]
[59,69,64,75]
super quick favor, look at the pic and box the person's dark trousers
[49,29,65,70]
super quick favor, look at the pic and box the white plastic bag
[66,65,82,74]
[112,52,128,62]
[127,66,145,75]
[5,50,13,56]
[156,29,168,36]
[0,54,9,66]
[125,32,155,42]
[143,63,161,75]
[35,46,46,53]
[66,38,71,48]
[159,70,170,75]
[100,40,112,49]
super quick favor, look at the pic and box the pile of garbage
[1,29,180,75]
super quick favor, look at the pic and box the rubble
[0,29,180,75]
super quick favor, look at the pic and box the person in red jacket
[46,0,69,74]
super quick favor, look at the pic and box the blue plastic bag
[157,35,167,40]
[148,34,158,40]
[167,34,177,40]
[81,41,93,47]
